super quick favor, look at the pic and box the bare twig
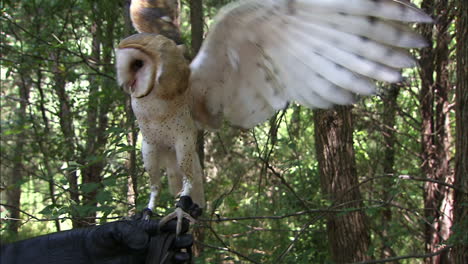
[195,241,262,264]
[200,207,371,222]
[259,156,312,211]
[397,174,465,193]
[276,212,327,262]
[0,203,122,223]
[201,224,262,264]
[351,245,453,264]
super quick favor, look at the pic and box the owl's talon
[160,208,196,236]
[159,196,202,236]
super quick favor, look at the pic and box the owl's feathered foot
[159,196,202,236]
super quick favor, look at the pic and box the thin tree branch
[398,174,464,193]
[352,245,453,264]
[195,241,261,264]
[200,223,262,264]
[0,203,121,223]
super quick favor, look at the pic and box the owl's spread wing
[189,0,432,129]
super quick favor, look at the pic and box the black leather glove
[1,218,193,264]
[145,232,193,264]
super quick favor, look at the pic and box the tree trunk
[5,75,31,234]
[190,0,205,258]
[190,0,203,56]
[82,10,103,226]
[122,0,139,215]
[51,49,82,227]
[126,98,139,214]
[419,1,454,262]
[83,2,117,225]
[452,0,468,261]
[34,69,61,232]
[314,106,371,263]
[380,84,400,261]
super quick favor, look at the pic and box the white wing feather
[189,0,432,129]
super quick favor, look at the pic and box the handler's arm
[1,219,192,264]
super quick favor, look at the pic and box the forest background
[0,0,466,263]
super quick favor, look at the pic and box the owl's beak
[129,79,137,93]
[120,79,137,94]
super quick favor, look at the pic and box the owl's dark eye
[131,59,144,72]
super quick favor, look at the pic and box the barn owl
[116,0,432,234]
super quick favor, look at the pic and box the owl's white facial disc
[116,48,155,98]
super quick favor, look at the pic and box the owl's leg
[142,140,162,220]
[165,155,183,199]
[159,136,202,235]
[190,150,205,208]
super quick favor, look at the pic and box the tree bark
[190,0,204,56]
[380,84,400,261]
[452,0,468,261]
[126,98,139,214]
[81,2,116,225]
[34,69,61,232]
[190,0,205,258]
[419,1,454,262]
[51,49,82,227]
[314,106,371,263]
[81,6,103,226]
[5,75,31,234]
[121,0,139,215]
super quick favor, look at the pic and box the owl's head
[116,33,189,99]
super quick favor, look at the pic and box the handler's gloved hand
[1,218,193,264]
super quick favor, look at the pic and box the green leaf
[96,190,112,204]
[80,182,100,194]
